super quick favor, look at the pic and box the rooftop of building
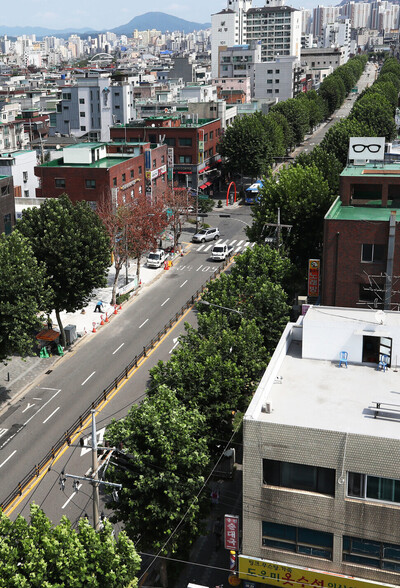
[39,156,131,169]
[325,198,395,221]
[341,161,400,178]
[246,306,400,440]
[112,116,217,129]
[247,5,297,14]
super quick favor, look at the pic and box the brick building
[35,141,168,207]
[110,115,222,191]
[322,162,400,310]
[241,306,400,588]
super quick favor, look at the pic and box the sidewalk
[0,249,182,415]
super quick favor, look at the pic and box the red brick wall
[321,217,400,308]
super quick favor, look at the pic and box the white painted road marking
[62,484,82,509]
[0,450,17,469]
[169,338,179,354]
[180,280,188,288]
[43,407,60,424]
[81,372,95,386]
[197,244,205,251]
[112,343,125,355]
[0,428,8,439]
[196,265,203,272]
[139,319,149,329]
[22,402,35,413]
[161,298,170,307]
[24,390,61,426]
[80,428,105,456]
[204,244,213,251]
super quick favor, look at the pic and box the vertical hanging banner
[308,259,320,298]
[224,514,239,550]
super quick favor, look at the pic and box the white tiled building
[241,306,400,588]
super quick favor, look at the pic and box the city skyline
[1,0,335,32]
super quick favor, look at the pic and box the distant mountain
[0,25,95,38]
[110,12,211,35]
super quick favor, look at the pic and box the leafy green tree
[0,231,51,362]
[218,113,273,180]
[320,118,375,166]
[377,71,400,92]
[265,111,294,153]
[104,386,209,582]
[198,196,215,213]
[261,112,286,157]
[0,504,141,588]
[380,56,400,78]
[17,195,110,345]
[349,93,396,140]
[297,90,326,129]
[295,145,343,194]
[319,75,345,115]
[149,314,268,446]
[270,98,310,145]
[247,164,333,270]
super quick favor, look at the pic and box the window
[262,522,333,560]
[63,105,69,110]
[179,138,192,147]
[23,171,28,182]
[130,169,134,179]
[263,459,335,496]
[275,69,280,74]
[62,92,71,100]
[149,134,156,144]
[204,133,208,142]
[115,105,120,109]
[24,190,29,197]
[153,159,156,169]
[80,111,85,117]
[55,178,65,188]
[1,186,8,196]
[267,69,273,74]
[210,131,214,139]
[138,186,142,194]
[343,536,400,571]
[85,179,96,189]
[113,177,117,187]
[275,79,280,84]
[179,155,192,163]
[348,472,400,504]
[122,173,126,182]
[138,166,142,175]
[361,244,385,263]
[161,155,165,164]
[79,98,85,104]
[80,126,86,131]
[165,137,176,146]
[64,120,69,125]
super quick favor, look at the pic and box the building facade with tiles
[241,306,400,588]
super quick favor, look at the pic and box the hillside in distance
[111,12,211,35]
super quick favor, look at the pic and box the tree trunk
[136,256,141,279]
[111,261,123,306]
[160,558,168,588]
[55,308,66,348]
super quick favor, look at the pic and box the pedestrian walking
[94,300,103,312]
[213,516,223,551]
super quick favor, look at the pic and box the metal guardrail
[0,257,232,513]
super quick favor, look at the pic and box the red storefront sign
[307,259,320,298]
[224,514,239,550]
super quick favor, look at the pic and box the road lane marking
[169,338,179,354]
[161,298,170,306]
[139,319,149,329]
[230,240,237,245]
[204,244,213,251]
[236,240,243,247]
[196,265,203,271]
[0,450,16,469]
[180,280,188,288]
[62,484,82,509]
[23,390,61,426]
[43,407,60,424]
[22,402,35,413]
[197,244,205,251]
[80,428,105,456]
[112,343,125,355]
[0,428,8,439]
[81,372,95,386]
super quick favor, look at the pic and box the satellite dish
[56,144,61,150]
[375,310,385,325]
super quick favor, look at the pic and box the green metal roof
[341,162,400,178]
[326,198,395,221]
[64,142,104,149]
[39,157,129,169]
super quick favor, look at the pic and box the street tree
[318,75,345,115]
[265,111,294,153]
[295,145,343,194]
[0,231,51,362]
[246,164,333,270]
[104,386,210,585]
[17,195,111,346]
[270,98,311,145]
[148,314,268,448]
[124,191,169,278]
[0,503,141,588]
[320,118,375,167]
[161,184,193,248]
[349,93,396,140]
[218,113,273,180]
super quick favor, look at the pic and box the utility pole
[60,410,122,531]
[262,208,292,249]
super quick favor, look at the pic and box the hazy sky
[2,0,318,30]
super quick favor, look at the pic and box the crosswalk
[194,239,255,254]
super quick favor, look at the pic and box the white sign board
[348,137,385,161]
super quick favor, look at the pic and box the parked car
[147,249,167,268]
[192,227,220,243]
[211,243,233,261]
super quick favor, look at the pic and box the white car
[192,227,220,243]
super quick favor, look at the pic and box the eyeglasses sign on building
[239,556,397,588]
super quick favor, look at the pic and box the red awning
[177,171,191,175]
[199,183,208,189]
[205,181,212,187]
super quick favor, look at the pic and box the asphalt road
[1,207,253,521]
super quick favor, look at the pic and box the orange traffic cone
[92,322,96,333]
[100,315,104,325]
[114,305,118,315]
[119,304,122,311]
[105,313,109,323]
